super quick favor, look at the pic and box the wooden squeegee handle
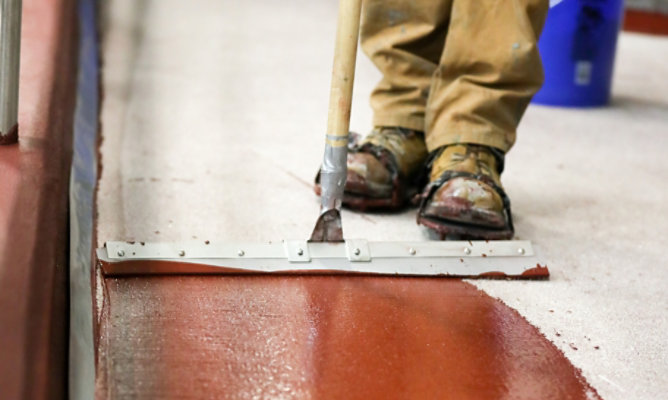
[310,0,363,242]
[327,0,363,143]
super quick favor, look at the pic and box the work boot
[315,127,428,211]
[417,144,514,240]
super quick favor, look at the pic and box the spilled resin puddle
[96,271,600,399]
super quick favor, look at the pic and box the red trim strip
[624,9,668,36]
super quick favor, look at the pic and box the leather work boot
[315,127,428,211]
[417,144,514,240]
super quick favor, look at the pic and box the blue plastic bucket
[532,0,625,107]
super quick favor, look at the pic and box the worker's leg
[418,0,548,239]
[318,0,453,211]
[361,0,452,132]
[424,0,548,152]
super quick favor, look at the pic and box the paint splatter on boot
[417,144,514,240]
[315,127,428,211]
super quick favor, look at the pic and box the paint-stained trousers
[361,0,548,153]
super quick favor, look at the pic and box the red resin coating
[98,259,550,279]
[96,272,599,399]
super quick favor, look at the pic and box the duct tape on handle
[319,142,347,213]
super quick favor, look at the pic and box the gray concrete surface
[98,1,668,398]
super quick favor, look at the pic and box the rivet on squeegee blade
[97,240,549,279]
[96,0,548,280]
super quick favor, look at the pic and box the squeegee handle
[312,0,362,243]
[311,0,363,242]
[327,0,362,144]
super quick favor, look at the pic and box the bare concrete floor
[98,1,668,398]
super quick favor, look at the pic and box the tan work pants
[361,0,548,153]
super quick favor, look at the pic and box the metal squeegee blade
[98,240,548,279]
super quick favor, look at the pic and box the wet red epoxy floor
[97,271,600,399]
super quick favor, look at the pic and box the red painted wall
[0,0,78,398]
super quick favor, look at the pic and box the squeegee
[98,0,548,279]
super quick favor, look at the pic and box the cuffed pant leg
[424,0,549,153]
[361,0,452,132]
